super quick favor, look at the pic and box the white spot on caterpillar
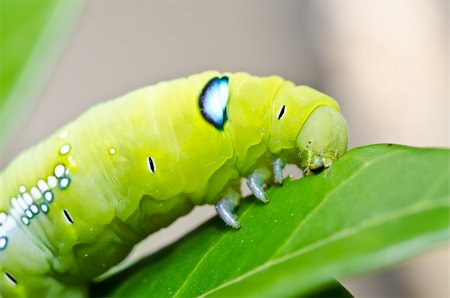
[25,209,33,218]
[37,179,49,192]
[43,191,53,202]
[68,155,76,167]
[0,212,7,225]
[30,187,41,200]
[11,198,19,209]
[17,196,27,210]
[59,144,71,155]
[59,131,69,139]
[54,165,66,178]
[40,204,49,213]
[67,155,77,167]
[23,193,33,205]
[59,177,71,189]
[17,195,28,211]
[21,216,30,225]
[147,157,156,173]
[19,185,26,193]
[30,204,39,215]
[47,176,57,188]
[109,147,116,155]
[199,76,229,130]
[0,236,7,250]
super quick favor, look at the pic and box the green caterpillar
[0,71,348,297]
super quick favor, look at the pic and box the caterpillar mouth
[298,149,337,175]
[310,164,325,174]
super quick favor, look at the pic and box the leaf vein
[172,205,255,297]
[199,198,449,297]
[271,149,405,258]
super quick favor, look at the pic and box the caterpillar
[0,71,348,297]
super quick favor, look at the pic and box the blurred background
[0,0,448,296]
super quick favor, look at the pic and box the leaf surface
[91,144,450,297]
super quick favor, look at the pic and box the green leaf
[0,0,84,154]
[308,281,353,297]
[91,144,449,297]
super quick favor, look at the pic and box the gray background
[1,0,448,296]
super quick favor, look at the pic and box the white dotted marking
[59,144,71,155]
[21,216,30,225]
[0,237,7,250]
[23,193,33,205]
[54,165,66,178]
[43,191,53,202]
[25,209,33,218]
[0,214,16,234]
[68,155,75,166]
[0,212,7,225]
[30,204,39,214]
[109,148,116,155]
[19,185,26,193]
[40,204,49,213]
[11,198,19,209]
[59,177,70,189]
[37,179,49,192]
[47,176,57,188]
[59,131,69,139]
[30,187,41,200]
[17,196,28,210]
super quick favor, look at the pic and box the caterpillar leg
[273,158,286,184]
[246,168,272,204]
[215,188,241,229]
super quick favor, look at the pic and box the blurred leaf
[0,0,84,154]
[308,281,353,297]
[91,144,449,297]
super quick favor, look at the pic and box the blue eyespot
[199,76,229,130]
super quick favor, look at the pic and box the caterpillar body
[0,71,348,297]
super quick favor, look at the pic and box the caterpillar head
[270,86,348,175]
[296,105,348,174]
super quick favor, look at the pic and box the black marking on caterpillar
[5,272,17,285]
[277,105,286,119]
[147,157,156,173]
[63,209,74,224]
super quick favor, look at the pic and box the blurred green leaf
[308,281,353,297]
[0,0,83,154]
[91,144,449,297]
